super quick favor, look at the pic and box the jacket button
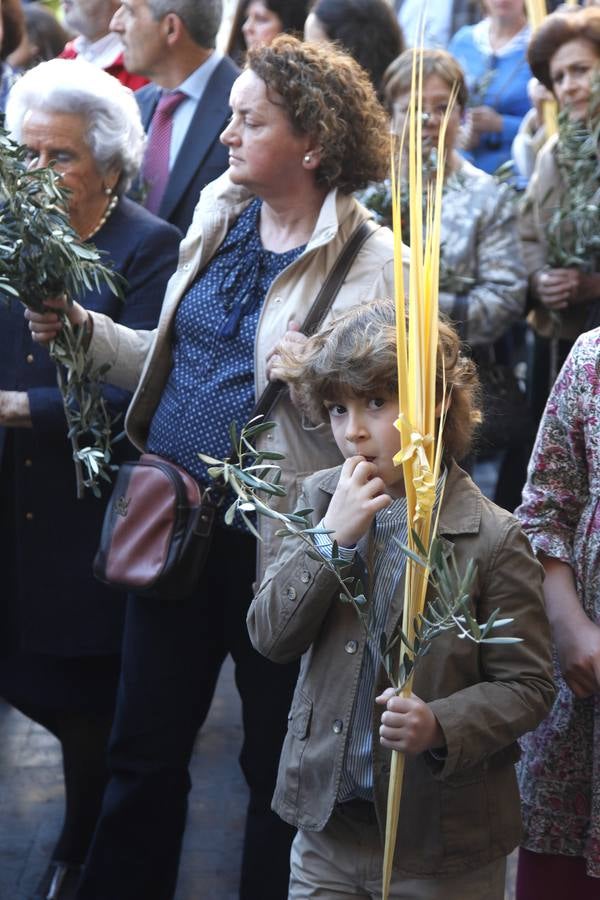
[286,586,297,601]
[25,512,34,520]
[300,570,310,584]
[345,640,358,654]
[26,353,34,363]
[182,262,191,270]
[332,719,343,734]
[273,295,282,304]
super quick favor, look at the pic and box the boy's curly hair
[280,299,481,462]
[246,35,390,193]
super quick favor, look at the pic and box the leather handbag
[92,218,378,601]
[93,454,218,600]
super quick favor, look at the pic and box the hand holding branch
[25,296,90,344]
[376,688,444,755]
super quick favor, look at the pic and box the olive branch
[200,417,521,693]
[0,126,123,497]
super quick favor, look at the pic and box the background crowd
[0,0,599,899]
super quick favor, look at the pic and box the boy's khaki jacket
[84,172,400,581]
[248,462,555,876]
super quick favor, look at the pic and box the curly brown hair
[528,7,600,92]
[246,34,390,193]
[280,299,481,462]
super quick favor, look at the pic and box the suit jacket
[0,198,181,657]
[135,56,240,233]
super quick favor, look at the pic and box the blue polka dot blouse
[147,199,305,493]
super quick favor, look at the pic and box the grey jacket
[248,461,555,876]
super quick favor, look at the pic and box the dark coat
[0,197,181,658]
[135,56,240,233]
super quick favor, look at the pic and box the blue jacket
[0,198,181,656]
[449,22,532,175]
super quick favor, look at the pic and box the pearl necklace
[83,193,119,242]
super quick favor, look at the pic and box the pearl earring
[303,154,311,163]
[103,186,113,196]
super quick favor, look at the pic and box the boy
[248,300,555,899]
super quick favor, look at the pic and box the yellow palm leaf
[382,46,456,899]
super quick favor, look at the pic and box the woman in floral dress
[515,328,600,898]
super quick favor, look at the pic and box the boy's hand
[323,455,391,546]
[376,688,444,755]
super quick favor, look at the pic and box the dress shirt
[68,32,125,69]
[159,51,224,169]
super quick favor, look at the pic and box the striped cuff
[312,519,356,561]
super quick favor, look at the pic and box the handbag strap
[251,217,379,423]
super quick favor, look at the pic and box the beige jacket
[248,462,555,876]
[519,134,590,341]
[86,173,401,580]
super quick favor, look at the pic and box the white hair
[5,58,146,195]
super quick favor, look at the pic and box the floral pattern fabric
[516,328,600,877]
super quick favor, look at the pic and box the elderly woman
[29,36,398,900]
[0,59,181,898]
[448,0,532,174]
[225,0,308,64]
[520,6,600,421]
[303,0,404,97]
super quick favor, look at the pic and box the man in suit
[395,0,481,49]
[110,0,239,233]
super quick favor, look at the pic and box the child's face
[325,392,405,499]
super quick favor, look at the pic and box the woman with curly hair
[28,35,399,900]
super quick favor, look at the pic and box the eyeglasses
[392,101,452,124]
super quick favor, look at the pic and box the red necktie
[142,90,187,215]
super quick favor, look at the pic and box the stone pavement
[0,657,247,900]
[0,654,516,900]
